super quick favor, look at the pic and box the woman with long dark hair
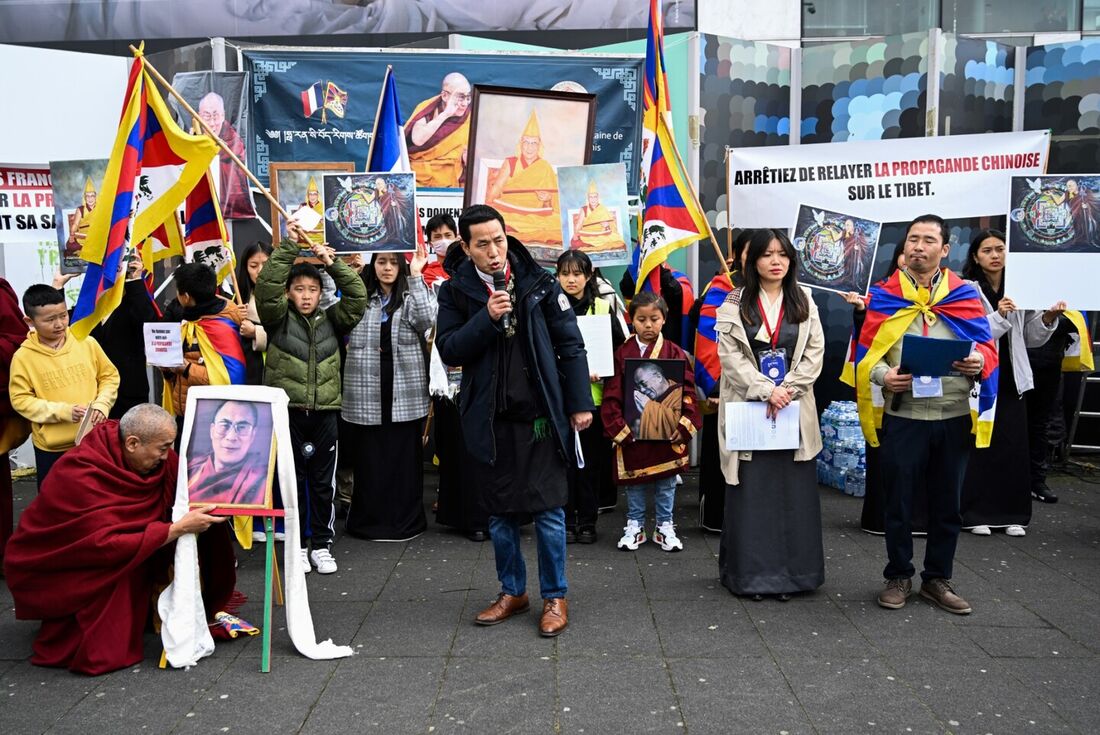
[959,229,1063,537]
[715,229,825,600]
[342,248,436,541]
[555,249,625,543]
[236,241,273,386]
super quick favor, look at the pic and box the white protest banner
[416,188,463,236]
[727,131,1050,229]
[144,322,185,368]
[0,163,55,243]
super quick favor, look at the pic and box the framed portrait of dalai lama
[623,358,686,442]
[184,397,276,509]
[464,84,596,265]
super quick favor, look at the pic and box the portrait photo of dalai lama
[624,358,685,442]
[186,399,275,508]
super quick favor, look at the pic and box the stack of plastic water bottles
[817,401,866,497]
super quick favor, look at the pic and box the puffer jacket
[255,238,367,410]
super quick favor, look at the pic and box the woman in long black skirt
[959,230,1062,537]
[342,248,436,541]
[715,229,826,601]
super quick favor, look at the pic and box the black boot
[1032,482,1059,504]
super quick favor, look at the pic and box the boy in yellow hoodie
[9,285,119,487]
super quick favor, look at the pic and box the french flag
[366,66,410,173]
[301,81,322,118]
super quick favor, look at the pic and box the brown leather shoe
[877,578,912,609]
[539,598,568,637]
[920,578,972,615]
[475,592,530,626]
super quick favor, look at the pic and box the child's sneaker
[298,548,311,574]
[654,522,683,552]
[310,547,338,574]
[617,520,646,550]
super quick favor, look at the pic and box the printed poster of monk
[465,85,596,265]
[790,205,881,295]
[322,172,417,254]
[558,163,630,266]
[1008,175,1100,253]
[186,399,276,509]
[404,72,472,190]
[49,158,109,274]
[624,358,686,442]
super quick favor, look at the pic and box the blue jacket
[436,236,594,467]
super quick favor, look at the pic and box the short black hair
[174,262,217,303]
[287,262,323,290]
[904,214,950,246]
[211,399,259,426]
[426,213,457,238]
[629,290,667,318]
[458,204,506,244]
[22,284,64,317]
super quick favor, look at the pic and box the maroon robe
[3,422,235,675]
[0,277,27,567]
[187,453,269,506]
[601,336,702,484]
[218,122,253,219]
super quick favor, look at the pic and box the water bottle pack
[817,401,866,495]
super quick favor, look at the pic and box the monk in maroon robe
[198,92,253,219]
[0,277,28,569]
[4,405,233,675]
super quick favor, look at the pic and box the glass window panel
[942,0,1079,34]
[1085,0,1100,31]
[802,0,938,38]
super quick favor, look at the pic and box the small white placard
[575,314,614,378]
[289,204,322,232]
[143,322,185,368]
[725,400,801,451]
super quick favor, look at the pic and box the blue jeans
[625,476,677,525]
[488,508,567,599]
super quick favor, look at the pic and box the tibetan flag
[366,66,411,173]
[640,0,671,193]
[1062,310,1094,372]
[636,107,709,293]
[324,81,348,119]
[184,169,235,283]
[139,214,184,269]
[693,272,734,396]
[71,52,217,339]
[849,269,999,448]
[301,81,322,118]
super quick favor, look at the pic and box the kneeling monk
[4,404,232,675]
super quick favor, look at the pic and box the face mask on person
[431,238,453,259]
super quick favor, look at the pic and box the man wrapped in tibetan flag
[71,50,217,340]
[847,215,998,616]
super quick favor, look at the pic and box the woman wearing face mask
[555,250,625,543]
[342,244,436,541]
[959,229,1065,537]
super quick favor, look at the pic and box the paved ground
[1,465,1098,735]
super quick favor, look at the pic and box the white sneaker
[252,531,267,543]
[617,520,646,550]
[1005,525,1027,537]
[654,522,684,552]
[299,548,311,574]
[310,547,338,574]
[675,474,684,486]
[970,525,992,536]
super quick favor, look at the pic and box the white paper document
[725,400,801,451]
[290,204,323,232]
[144,322,185,368]
[575,314,614,378]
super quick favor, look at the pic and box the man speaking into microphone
[437,204,594,638]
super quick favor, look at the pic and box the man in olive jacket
[255,223,367,575]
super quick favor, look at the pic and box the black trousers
[880,414,972,582]
[1026,363,1061,487]
[566,413,605,531]
[34,447,66,490]
[288,408,339,548]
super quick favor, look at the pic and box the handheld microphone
[890,366,910,412]
[492,270,512,332]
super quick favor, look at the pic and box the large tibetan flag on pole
[71,50,218,339]
[635,104,709,292]
[639,0,671,194]
[184,169,235,283]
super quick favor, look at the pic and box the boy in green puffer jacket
[255,223,367,575]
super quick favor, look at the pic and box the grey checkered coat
[341,276,437,425]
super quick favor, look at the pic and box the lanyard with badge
[757,297,787,385]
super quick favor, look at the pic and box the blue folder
[900,334,975,377]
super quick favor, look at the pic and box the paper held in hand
[725,400,801,451]
[143,322,185,369]
[73,404,95,446]
[289,204,323,233]
[574,314,614,378]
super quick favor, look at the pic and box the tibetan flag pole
[129,44,294,223]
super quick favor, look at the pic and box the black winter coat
[436,237,595,468]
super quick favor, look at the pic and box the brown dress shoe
[877,578,912,609]
[920,578,971,615]
[475,592,530,625]
[539,598,568,637]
